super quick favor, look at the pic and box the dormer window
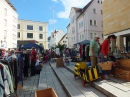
[101,1,102,4]
[97,0,99,3]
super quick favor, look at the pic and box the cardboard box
[115,67,130,81]
[35,88,58,97]
[56,58,64,67]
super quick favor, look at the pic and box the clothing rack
[0,57,24,97]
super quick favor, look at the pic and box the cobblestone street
[10,75,39,97]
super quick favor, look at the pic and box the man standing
[30,47,37,76]
[89,35,100,67]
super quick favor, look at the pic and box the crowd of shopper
[89,34,117,79]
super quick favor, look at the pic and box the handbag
[99,61,113,70]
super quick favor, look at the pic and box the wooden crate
[120,59,130,69]
[115,67,130,81]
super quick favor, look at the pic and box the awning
[74,40,90,45]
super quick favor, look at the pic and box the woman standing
[100,35,116,79]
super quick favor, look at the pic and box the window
[4,42,7,48]
[101,21,103,27]
[90,20,92,26]
[82,34,84,40]
[94,20,97,26]
[12,34,14,40]
[39,34,43,39]
[13,16,15,22]
[72,26,75,33]
[101,10,103,14]
[94,33,97,36]
[4,8,7,16]
[71,16,75,23]
[17,32,20,38]
[79,21,84,29]
[93,8,96,14]
[4,19,7,27]
[90,33,93,39]
[17,24,20,29]
[79,23,81,28]
[39,26,43,31]
[81,21,83,27]
[66,37,68,39]
[101,1,102,4]
[15,17,17,23]
[13,25,15,31]
[102,34,103,39]
[80,35,81,40]
[4,30,7,37]
[39,43,43,46]
[97,0,99,3]
[27,25,33,30]
[27,33,33,38]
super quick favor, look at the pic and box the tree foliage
[55,44,66,53]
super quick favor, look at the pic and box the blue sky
[10,0,90,36]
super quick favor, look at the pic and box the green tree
[55,44,66,53]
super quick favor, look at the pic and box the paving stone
[24,94,30,97]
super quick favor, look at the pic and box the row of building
[0,0,48,49]
[66,0,130,53]
[67,0,104,48]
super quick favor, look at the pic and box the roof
[73,7,82,11]
[18,19,48,24]
[59,33,67,43]
[51,30,58,35]
[77,0,94,19]
[66,23,70,28]
[5,0,16,11]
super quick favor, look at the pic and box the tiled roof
[5,0,16,11]
[77,0,94,19]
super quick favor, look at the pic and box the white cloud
[49,19,57,24]
[52,0,58,2]
[57,0,91,18]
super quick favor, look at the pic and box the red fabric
[44,55,48,63]
[101,39,109,56]
[30,50,37,61]
[80,45,83,56]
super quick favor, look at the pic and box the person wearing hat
[89,35,100,67]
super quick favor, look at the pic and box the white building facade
[49,29,66,48]
[59,33,68,48]
[67,0,103,48]
[17,19,48,49]
[0,0,18,49]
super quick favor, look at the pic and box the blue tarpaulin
[75,40,90,45]
[21,42,43,49]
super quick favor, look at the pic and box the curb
[64,65,117,97]
[49,63,71,97]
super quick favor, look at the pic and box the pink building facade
[67,0,103,48]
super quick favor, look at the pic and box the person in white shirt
[35,56,40,66]
[35,56,42,74]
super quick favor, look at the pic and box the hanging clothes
[0,69,4,97]
[80,45,83,57]
[23,53,30,77]
[0,63,14,96]
[9,58,18,92]
[18,53,23,86]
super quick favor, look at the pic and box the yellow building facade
[103,0,130,52]
[17,19,48,49]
